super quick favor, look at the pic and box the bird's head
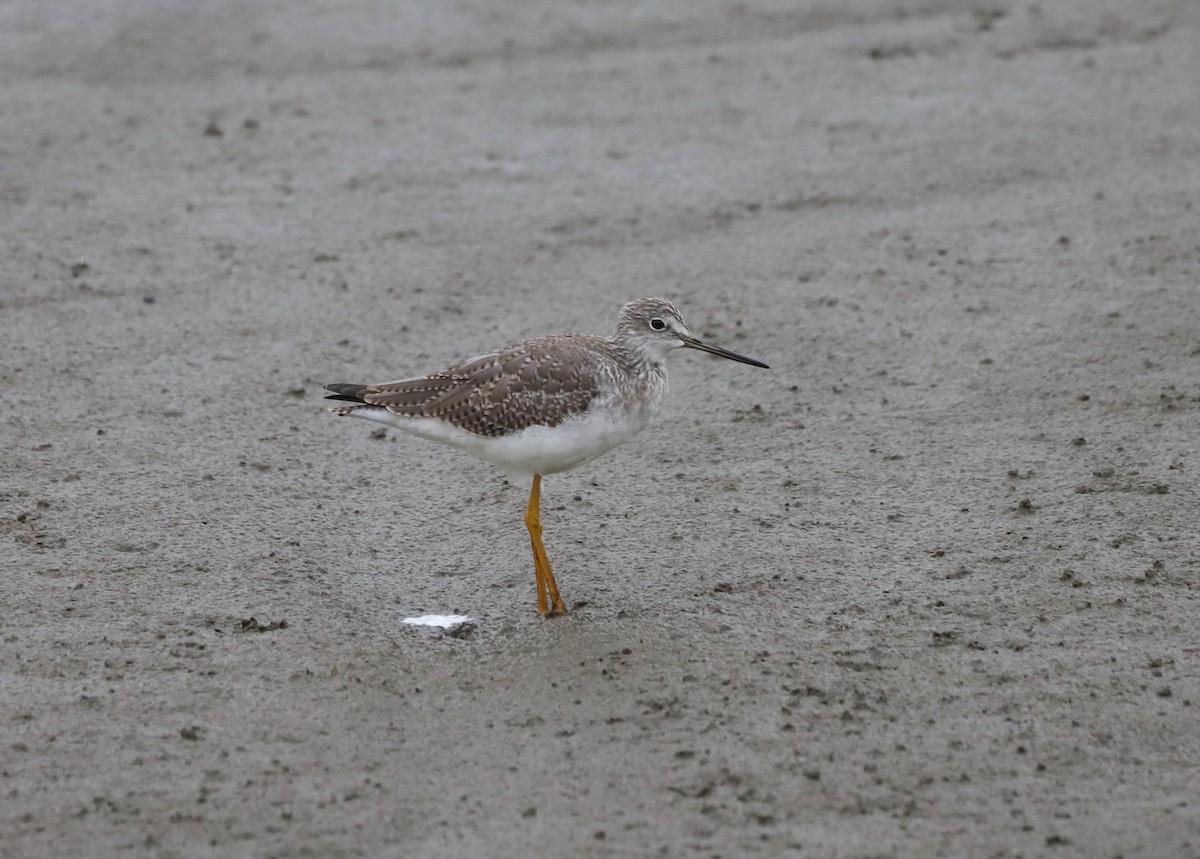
[616,297,770,369]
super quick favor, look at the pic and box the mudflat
[2,2,1198,857]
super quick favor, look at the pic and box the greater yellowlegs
[325,297,769,615]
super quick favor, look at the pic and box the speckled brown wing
[339,335,610,438]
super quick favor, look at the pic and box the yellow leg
[524,474,565,616]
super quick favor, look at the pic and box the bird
[324,297,769,616]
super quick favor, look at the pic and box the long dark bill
[681,336,770,369]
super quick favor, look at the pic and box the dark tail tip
[324,383,370,403]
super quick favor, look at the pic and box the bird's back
[329,333,650,438]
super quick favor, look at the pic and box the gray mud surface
[2,2,1198,857]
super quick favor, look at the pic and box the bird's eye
[649,318,667,331]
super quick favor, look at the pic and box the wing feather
[325,335,613,437]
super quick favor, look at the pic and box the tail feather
[324,382,370,404]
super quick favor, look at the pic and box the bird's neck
[615,335,673,372]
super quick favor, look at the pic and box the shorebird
[325,297,769,615]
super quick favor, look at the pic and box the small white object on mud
[402,615,474,628]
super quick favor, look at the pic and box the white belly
[465,409,652,478]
